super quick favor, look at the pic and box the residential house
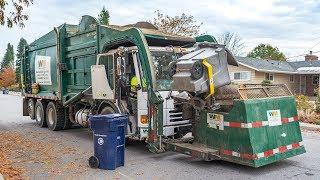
[229,51,320,96]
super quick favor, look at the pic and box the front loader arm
[98,25,165,152]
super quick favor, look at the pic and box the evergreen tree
[16,38,28,85]
[1,43,14,71]
[98,6,110,25]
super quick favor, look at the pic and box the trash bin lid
[89,114,127,122]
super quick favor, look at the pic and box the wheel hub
[48,108,54,126]
[36,106,41,122]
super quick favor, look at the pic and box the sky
[1,0,320,62]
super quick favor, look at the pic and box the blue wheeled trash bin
[88,114,128,170]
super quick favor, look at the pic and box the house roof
[235,56,320,74]
[236,57,296,74]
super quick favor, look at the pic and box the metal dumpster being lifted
[168,44,306,167]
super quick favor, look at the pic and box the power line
[309,40,320,51]
[286,36,320,60]
[286,50,320,59]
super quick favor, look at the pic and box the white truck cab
[93,46,191,139]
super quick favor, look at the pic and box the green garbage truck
[22,15,209,139]
[21,15,305,167]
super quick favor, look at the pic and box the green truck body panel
[195,96,305,167]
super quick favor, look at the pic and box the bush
[261,80,271,86]
[295,95,320,125]
[316,94,320,113]
[7,84,21,92]
[296,95,313,112]
[315,87,320,97]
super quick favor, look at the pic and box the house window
[313,75,319,85]
[265,73,274,81]
[289,75,294,83]
[231,71,251,81]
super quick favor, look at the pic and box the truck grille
[169,109,184,122]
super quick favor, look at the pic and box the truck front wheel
[35,101,47,127]
[100,106,116,115]
[46,102,65,131]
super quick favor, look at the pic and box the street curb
[300,122,320,131]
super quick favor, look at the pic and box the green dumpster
[195,96,305,167]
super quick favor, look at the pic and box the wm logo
[38,59,47,68]
[268,111,279,117]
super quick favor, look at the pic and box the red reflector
[241,153,254,160]
[223,150,232,155]
[264,150,274,157]
[281,118,289,123]
[279,146,287,153]
[229,122,241,128]
[251,121,263,128]
[292,143,300,148]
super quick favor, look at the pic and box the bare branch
[150,10,202,37]
[0,0,33,28]
[217,32,245,56]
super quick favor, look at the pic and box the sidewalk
[300,122,320,131]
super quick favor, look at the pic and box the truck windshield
[151,51,182,91]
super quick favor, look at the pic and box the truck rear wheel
[63,114,73,130]
[35,101,47,127]
[46,102,65,131]
[28,98,36,120]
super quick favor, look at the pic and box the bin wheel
[28,98,36,120]
[35,100,47,127]
[88,156,99,168]
[46,102,66,131]
[190,61,204,80]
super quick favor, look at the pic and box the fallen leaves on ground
[0,131,88,178]
[0,132,26,179]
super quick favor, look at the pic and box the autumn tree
[150,10,202,37]
[16,38,27,86]
[217,32,245,56]
[98,6,110,25]
[0,0,34,28]
[247,44,286,61]
[1,43,14,70]
[0,68,16,88]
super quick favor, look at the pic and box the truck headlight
[140,115,149,124]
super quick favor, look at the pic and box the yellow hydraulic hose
[202,59,215,99]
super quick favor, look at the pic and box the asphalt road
[1,94,320,179]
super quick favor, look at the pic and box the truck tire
[63,115,73,130]
[100,106,116,115]
[35,101,47,127]
[28,98,36,120]
[46,102,65,131]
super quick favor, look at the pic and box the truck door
[132,51,149,138]
[92,54,115,100]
